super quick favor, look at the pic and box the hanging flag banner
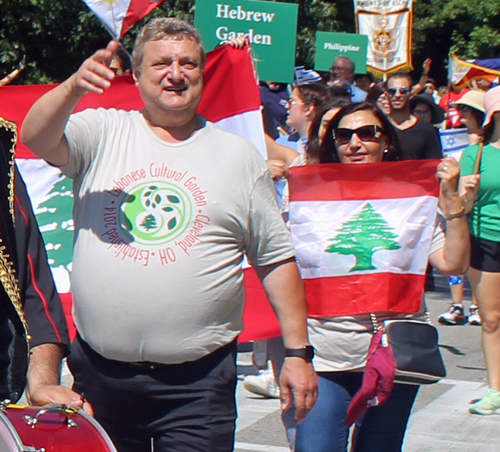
[353,0,413,77]
[82,0,166,39]
[1,45,278,343]
[448,52,500,91]
[288,161,440,317]
[194,0,298,83]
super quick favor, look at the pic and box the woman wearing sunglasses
[293,102,469,452]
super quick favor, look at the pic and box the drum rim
[0,410,25,451]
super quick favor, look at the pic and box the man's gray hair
[132,18,206,73]
[333,56,355,73]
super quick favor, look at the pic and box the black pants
[68,335,237,452]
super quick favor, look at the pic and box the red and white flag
[0,44,276,342]
[288,161,440,317]
[82,0,166,39]
[449,52,500,91]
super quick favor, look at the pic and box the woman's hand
[437,158,463,218]
[460,174,481,213]
[430,157,470,275]
[267,159,287,180]
[437,157,460,195]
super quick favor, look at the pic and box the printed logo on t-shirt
[102,164,211,266]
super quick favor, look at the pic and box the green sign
[315,32,368,74]
[194,0,298,83]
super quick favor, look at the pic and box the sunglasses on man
[386,87,410,97]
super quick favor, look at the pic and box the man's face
[135,36,203,119]
[413,102,432,123]
[386,77,412,111]
[330,58,354,83]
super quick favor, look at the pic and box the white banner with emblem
[353,0,414,77]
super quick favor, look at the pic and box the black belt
[126,361,169,371]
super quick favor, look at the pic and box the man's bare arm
[26,343,93,413]
[254,258,317,423]
[21,41,119,167]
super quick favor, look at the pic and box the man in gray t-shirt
[21,17,317,452]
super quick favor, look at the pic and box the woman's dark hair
[295,82,331,111]
[306,99,350,163]
[365,82,386,104]
[469,108,485,130]
[320,102,408,163]
[482,121,495,143]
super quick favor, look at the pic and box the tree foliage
[0,0,499,85]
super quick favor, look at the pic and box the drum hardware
[0,404,117,451]
[23,406,78,428]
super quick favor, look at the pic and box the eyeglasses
[333,125,385,145]
[286,98,303,107]
[457,105,471,113]
[386,87,410,97]
[413,109,431,117]
[331,66,349,72]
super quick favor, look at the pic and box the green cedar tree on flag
[288,161,440,317]
[325,202,401,272]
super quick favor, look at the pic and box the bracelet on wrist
[445,206,465,221]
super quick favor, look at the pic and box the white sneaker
[243,369,280,399]
[467,305,482,325]
[438,304,466,325]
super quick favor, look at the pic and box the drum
[0,403,117,451]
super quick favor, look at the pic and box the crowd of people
[245,42,500,450]
[0,15,499,452]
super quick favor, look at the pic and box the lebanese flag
[449,52,500,90]
[0,44,278,342]
[288,161,440,317]
[82,0,166,39]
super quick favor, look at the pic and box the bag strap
[370,308,432,334]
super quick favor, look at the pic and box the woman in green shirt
[461,86,500,415]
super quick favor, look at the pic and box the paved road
[235,273,500,452]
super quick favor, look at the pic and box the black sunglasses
[333,125,385,145]
[457,105,471,113]
[387,87,410,97]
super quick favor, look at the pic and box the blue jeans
[295,372,419,452]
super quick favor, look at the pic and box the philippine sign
[315,32,368,74]
[194,0,298,83]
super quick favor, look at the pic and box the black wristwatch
[284,345,315,363]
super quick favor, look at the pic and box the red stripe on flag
[289,161,440,202]
[60,293,77,342]
[198,44,261,122]
[240,268,281,342]
[304,273,425,317]
[121,0,167,38]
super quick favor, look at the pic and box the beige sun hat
[451,90,485,113]
[483,85,500,127]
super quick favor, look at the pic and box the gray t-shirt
[63,108,294,364]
